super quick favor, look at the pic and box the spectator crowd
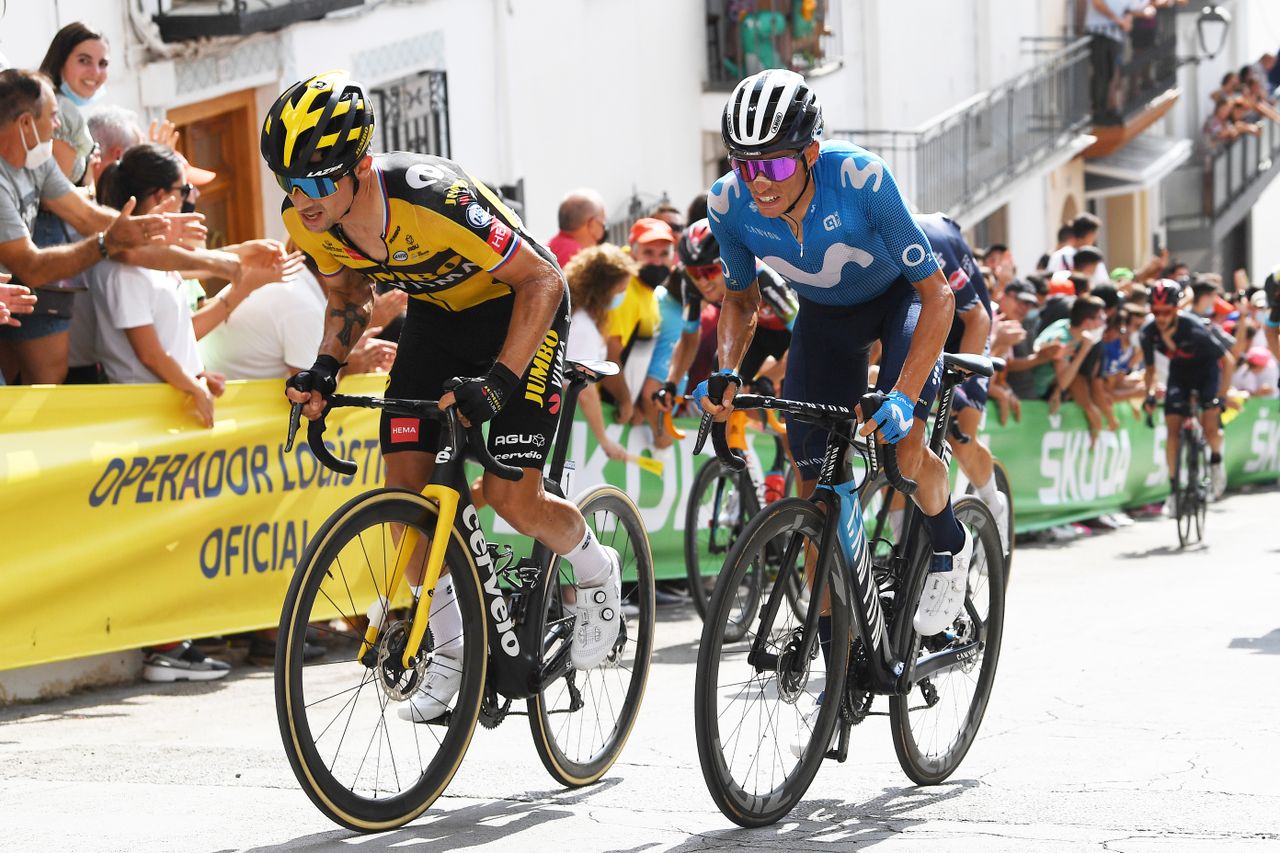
[2,16,1279,679]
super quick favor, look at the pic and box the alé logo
[1038,423,1132,504]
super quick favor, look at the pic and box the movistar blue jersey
[707,140,940,307]
[914,212,991,353]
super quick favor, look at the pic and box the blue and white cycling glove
[870,390,915,444]
[692,369,742,414]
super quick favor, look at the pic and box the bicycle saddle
[942,353,995,378]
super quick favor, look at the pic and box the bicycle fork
[357,485,463,670]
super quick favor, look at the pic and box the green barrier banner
[977,399,1280,531]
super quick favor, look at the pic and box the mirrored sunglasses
[275,174,341,199]
[686,263,721,279]
[731,154,801,182]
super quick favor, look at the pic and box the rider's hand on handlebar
[439,363,520,427]
[651,381,678,412]
[858,389,915,444]
[694,370,742,421]
[285,355,343,421]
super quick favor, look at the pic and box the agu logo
[389,418,420,443]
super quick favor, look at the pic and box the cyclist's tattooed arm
[320,265,375,358]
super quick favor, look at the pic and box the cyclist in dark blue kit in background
[915,212,1009,556]
[1141,279,1234,501]
[697,69,972,638]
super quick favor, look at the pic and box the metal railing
[829,37,1092,219]
[704,0,842,89]
[370,70,451,160]
[1166,119,1280,227]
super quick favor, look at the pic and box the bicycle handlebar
[693,391,916,495]
[285,394,524,481]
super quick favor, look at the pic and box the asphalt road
[3,485,1279,852]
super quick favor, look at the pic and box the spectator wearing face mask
[599,217,673,426]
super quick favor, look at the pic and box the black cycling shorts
[380,293,570,469]
[784,278,943,480]
[739,325,792,384]
[1165,368,1220,417]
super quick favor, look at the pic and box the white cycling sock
[563,526,613,587]
[973,473,999,506]
[423,580,463,653]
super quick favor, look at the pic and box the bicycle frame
[305,372,594,702]
[739,365,984,697]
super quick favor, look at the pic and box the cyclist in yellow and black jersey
[265,71,623,723]
[281,150,525,314]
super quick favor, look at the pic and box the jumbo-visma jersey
[283,152,526,312]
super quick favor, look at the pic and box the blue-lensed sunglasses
[275,173,341,199]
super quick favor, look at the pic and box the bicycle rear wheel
[275,489,486,831]
[889,496,1005,785]
[529,485,655,786]
[966,458,1015,579]
[694,498,850,828]
[1191,433,1208,543]
[685,458,763,640]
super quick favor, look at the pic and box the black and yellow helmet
[261,70,374,178]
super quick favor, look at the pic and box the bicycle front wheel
[695,498,850,828]
[1175,428,1195,548]
[684,458,763,639]
[529,485,655,786]
[889,495,1005,785]
[276,488,487,831]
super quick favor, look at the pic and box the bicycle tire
[889,495,1005,786]
[694,497,851,828]
[1192,432,1208,543]
[528,485,656,786]
[684,458,763,640]
[276,488,486,831]
[966,458,1015,580]
[1175,427,1193,549]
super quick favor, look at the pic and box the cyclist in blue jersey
[1141,279,1233,500]
[915,212,1009,556]
[697,69,972,637]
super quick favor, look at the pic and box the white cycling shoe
[1210,463,1225,501]
[991,492,1010,557]
[397,649,463,723]
[913,527,974,637]
[571,546,622,670]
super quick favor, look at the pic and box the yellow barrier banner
[0,376,388,671]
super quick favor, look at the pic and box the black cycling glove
[286,355,343,402]
[446,363,520,425]
[651,381,678,409]
[706,370,742,405]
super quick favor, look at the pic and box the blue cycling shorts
[784,277,943,480]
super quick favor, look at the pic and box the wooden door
[168,89,264,252]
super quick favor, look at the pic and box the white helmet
[721,69,823,157]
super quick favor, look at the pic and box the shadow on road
[243,780,621,852]
[653,780,978,851]
[1229,628,1280,655]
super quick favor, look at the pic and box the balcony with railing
[704,0,842,90]
[828,38,1092,222]
[1165,119,1280,240]
[152,0,364,42]
[1088,5,1179,127]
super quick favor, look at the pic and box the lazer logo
[463,505,519,656]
